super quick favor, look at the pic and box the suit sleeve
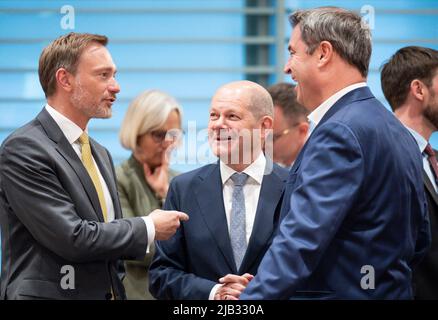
[115,167,155,269]
[241,121,365,299]
[0,136,148,263]
[148,179,217,300]
[412,199,431,267]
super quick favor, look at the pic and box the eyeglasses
[272,123,301,142]
[150,129,184,143]
[272,128,291,141]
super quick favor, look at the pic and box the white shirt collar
[45,104,86,144]
[220,152,266,186]
[308,82,367,127]
[405,126,428,154]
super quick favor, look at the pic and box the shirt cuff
[142,216,155,254]
[209,284,222,300]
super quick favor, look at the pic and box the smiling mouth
[214,132,236,141]
[209,129,238,142]
[216,136,233,141]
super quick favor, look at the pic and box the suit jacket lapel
[423,170,438,206]
[280,87,375,220]
[194,164,237,273]
[240,165,286,273]
[36,109,105,222]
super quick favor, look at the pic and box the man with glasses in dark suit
[268,82,309,169]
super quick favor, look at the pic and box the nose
[284,59,291,74]
[161,138,172,148]
[109,78,120,94]
[210,115,227,130]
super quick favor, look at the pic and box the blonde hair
[119,90,182,151]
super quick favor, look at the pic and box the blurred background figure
[267,83,309,168]
[381,46,438,299]
[117,90,183,300]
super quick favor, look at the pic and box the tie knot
[425,143,435,158]
[231,172,249,187]
[78,132,89,145]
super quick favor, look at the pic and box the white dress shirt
[45,104,154,250]
[209,151,266,299]
[307,82,368,132]
[405,126,438,192]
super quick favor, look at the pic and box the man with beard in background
[381,46,438,299]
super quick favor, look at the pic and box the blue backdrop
[1,0,438,269]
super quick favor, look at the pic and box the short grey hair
[289,7,372,77]
[119,90,182,151]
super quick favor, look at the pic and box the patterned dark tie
[424,143,438,182]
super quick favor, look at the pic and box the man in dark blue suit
[240,7,430,300]
[149,81,288,300]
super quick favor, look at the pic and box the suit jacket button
[105,292,112,300]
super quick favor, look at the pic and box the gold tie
[78,133,115,299]
[78,133,108,222]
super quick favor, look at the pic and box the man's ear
[410,79,428,103]
[55,68,74,93]
[261,115,273,131]
[317,41,333,68]
[260,115,273,142]
[297,121,309,136]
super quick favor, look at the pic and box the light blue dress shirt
[406,126,437,192]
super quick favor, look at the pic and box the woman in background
[117,90,183,300]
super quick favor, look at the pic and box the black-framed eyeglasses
[150,129,185,143]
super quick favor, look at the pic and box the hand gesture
[149,209,189,240]
[143,145,173,199]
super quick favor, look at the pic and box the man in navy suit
[240,7,430,300]
[149,80,288,300]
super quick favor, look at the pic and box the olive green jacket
[116,155,178,300]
